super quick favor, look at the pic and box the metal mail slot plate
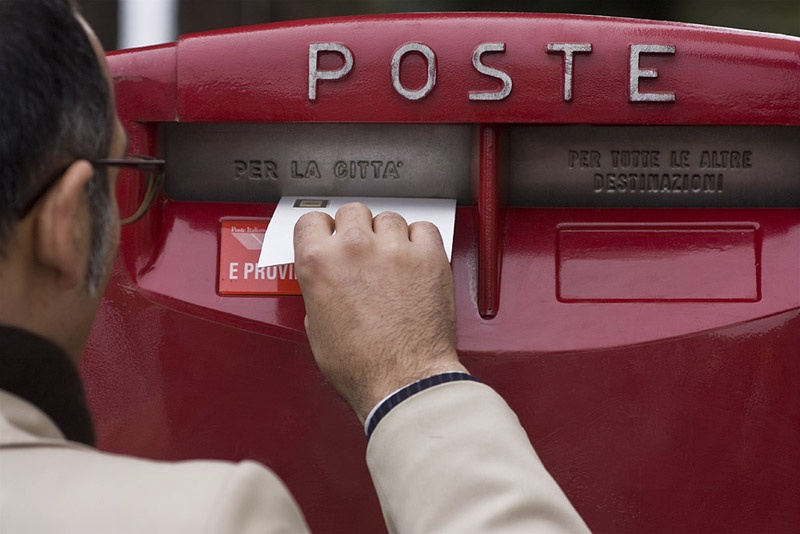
[164,123,472,204]
[509,126,800,207]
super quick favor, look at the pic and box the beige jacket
[1,382,588,533]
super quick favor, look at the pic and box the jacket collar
[0,325,94,446]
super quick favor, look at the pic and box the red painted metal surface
[83,14,800,533]
[477,124,502,318]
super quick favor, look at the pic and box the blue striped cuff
[365,372,480,440]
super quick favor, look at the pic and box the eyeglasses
[92,154,165,225]
[17,154,165,225]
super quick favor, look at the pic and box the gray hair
[0,0,115,292]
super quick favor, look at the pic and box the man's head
[0,0,125,361]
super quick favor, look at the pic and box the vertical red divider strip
[477,124,501,318]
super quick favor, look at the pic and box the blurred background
[80,0,799,52]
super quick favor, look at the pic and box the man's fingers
[373,211,409,238]
[409,221,446,252]
[334,202,373,234]
[294,211,335,253]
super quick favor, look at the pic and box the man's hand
[294,202,467,422]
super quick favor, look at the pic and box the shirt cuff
[364,372,480,440]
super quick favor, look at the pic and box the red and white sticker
[218,219,301,295]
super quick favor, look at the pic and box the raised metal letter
[308,42,354,101]
[629,44,676,102]
[391,43,437,101]
[469,42,512,101]
[546,43,592,101]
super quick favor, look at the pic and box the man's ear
[34,160,94,289]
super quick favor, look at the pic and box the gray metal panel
[165,123,799,208]
[164,123,473,204]
[508,126,800,207]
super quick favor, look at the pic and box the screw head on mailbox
[87,13,800,534]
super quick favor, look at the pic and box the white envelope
[258,196,457,268]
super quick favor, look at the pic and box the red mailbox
[83,13,800,533]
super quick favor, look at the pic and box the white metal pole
[119,0,178,50]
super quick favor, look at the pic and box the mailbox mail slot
[84,13,800,533]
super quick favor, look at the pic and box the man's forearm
[366,380,590,534]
